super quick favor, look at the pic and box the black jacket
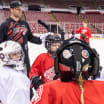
[0,17,42,76]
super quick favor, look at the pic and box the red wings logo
[31,85,43,104]
[44,66,55,82]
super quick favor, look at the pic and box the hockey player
[0,1,42,76]
[0,41,30,104]
[29,34,61,90]
[75,20,91,44]
[31,37,104,104]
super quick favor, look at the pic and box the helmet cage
[45,35,61,54]
[0,41,25,71]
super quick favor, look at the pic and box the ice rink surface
[90,39,104,68]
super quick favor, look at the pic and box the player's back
[32,80,104,104]
[48,80,104,104]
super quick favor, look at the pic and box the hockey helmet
[45,34,61,54]
[0,41,25,70]
[54,37,100,81]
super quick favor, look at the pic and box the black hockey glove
[31,76,44,90]
[81,34,86,40]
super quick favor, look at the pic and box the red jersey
[29,53,55,82]
[31,80,104,104]
[75,27,91,43]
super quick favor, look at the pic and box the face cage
[2,50,24,66]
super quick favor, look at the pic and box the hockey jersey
[75,27,91,43]
[29,53,55,82]
[31,80,104,104]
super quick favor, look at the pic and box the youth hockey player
[0,41,30,104]
[75,20,91,44]
[31,37,104,104]
[29,34,61,90]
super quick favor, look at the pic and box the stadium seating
[0,9,104,34]
[25,11,54,22]
[16,0,104,9]
[80,14,104,23]
[0,10,9,24]
[53,13,81,22]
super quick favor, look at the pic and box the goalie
[0,41,30,104]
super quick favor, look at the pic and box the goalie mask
[54,37,100,81]
[45,34,61,55]
[0,41,25,71]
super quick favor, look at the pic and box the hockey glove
[81,34,86,40]
[31,76,44,90]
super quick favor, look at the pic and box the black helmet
[10,1,22,8]
[45,35,61,54]
[54,37,100,81]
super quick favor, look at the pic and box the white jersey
[0,65,30,104]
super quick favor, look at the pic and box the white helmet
[0,41,25,71]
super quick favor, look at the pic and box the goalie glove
[81,34,86,40]
[31,76,44,90]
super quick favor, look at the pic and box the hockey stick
[38,19,65,41]
[38,19,50,32]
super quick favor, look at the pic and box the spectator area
[0,9,104,34]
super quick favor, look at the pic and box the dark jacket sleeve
[27,22,42,44]
[0,22,7,43]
